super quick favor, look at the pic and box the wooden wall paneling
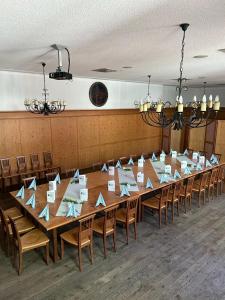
[215,120,225,160]
[188,127,206,151]
[51,117,78,171]
[161,127,171,153]
[170,129,182,152]
[204,121,217,157]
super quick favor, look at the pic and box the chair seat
[5,207,23,222]
[9,217,35,235]
[93,217,114,235]
[116,208,135,223]
[60,227,90,246]
[21,229,49,252]
[167,194,179,203]
[142,197,166,209]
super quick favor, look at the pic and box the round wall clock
[89,82,108,107]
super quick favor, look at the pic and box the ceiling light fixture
[193,55,208,58]
[135,23,220,130]
[24,63,66,115]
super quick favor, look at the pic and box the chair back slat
[16,156,27,173]
[43,152,53,168]
[172,181,182,200]
[217,165,225,181]
[209,168,218,185]
[160,185,170,208]
[23,176,36,188]
[0,158,11,176]
[127,197,139,220]
[106,159,114,167]
[185,176,195,195]
[30,154,40,170]
[103,205,118,234]
[0,208,10,237]
[8,216,22,251]
[92,162,102,171]
[200,172,209,189]
[78,214,95,242]
[46,172,57,182]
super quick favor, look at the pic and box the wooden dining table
[10,155,222,262]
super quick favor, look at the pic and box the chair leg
[46,242,49,265]
[203,190,206,205]
[198,192,201,208]
[125,222,129,244]
[103,235,107,258]
[112,231,116,252]
[134,221,137,240]
[171,203,174,224]
[165,206,167,225]
[141,205,144,221]
[177,200,179,216]
[184,197,187,213]
[18,251,23,275]
[60,238,64,259]
[159,209,161,229]
[78,247,82,272]
[89,241,94,264]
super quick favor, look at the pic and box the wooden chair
[180,176,195,213]
[3,207,23,222]
[216,165,225,196]
[0,208,35,256]
[46,171,57,182]
[60,214,95,271]
[16,156,27,173]
[106,159,114,167]
[192,172,209,207]
[208,167,219,200]
[130,154,138,162]
[119,157,128,164]
[23,176,36,188]
[43,151,53,168]
[167,181,182,223]
[142,153,149,159]
[9,217,49,275]
[141,185,170,228]
[93,206,118,258]
[0,158,13,191]
[65,168,77,178]
[30,154,40,170]
[116,196,139,244]
[92,162,103,172]
[187,148,194,156]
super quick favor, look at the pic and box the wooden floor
[1,192,225,300]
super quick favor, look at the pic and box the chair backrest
[130,154,138,162]
[16,156,27,173]
[200,172,209,189]
[8,216,22,252]
[119,157,128,164]
[187,148,194,155]
[46,172,57,182]
[0,207,10,237]
[159,185,170,208]
[65,168,77,178]
[171,181,182,201]
[23,176,36,188]
[185,176,195,196]
[92,162,102,171]
[126,196,139,221]
[209,167,218,185]
[30,154,40,170]
[217,165,225,181]
[0,158,11,176]
[78,214,95,243]
[142,153,149,159]
[103,205,119,234]
[43,152,53,168]
[106,159,114,166]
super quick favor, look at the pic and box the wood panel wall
[215,120,225,160]
[0,110,162,172]
[188,127,206,151]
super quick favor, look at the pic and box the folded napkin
[25,193,35,209]
[210,154,219,165]
[54,173,61,184]
[120,185,130,197]
[73,169,80,178]
[95,192,106,207]
[66,203,80,218]
[28,178,36,191]
[140,155,145,162]
[128,157,134,166]
[184,166,192,175]
[151,152,157,161]
[115,160,122,169]
[174,169,181,179]
[146,178,153,189]
[206,160,212,168]
[16,186,25,199]
[183,149,189,156]
[196,163,203,171]
[38,204,50,222]
[101,163,108,172]
[159,174,169,184]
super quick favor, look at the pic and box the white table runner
[117,167,139,191]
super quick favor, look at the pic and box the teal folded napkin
[159,174,169,184]
[38,204,49,222]
[66,203,80,217]
[120,185,130,197]
[146,178,153,189]
[128,157,134,166]
[184,166,192,175]
[16,186,25,199]
[28,178,36,191]
[26,193,35,209]
[151,152,157,161]
[101,163,108,172]
[174,169,181,179]
[54,173,61,184]
[206,160,212,167]
[210,154,219,165]
[73,169,79,178]
[95,192,106,207]
[196,163,203,171]
[183,149,189,156]
[115,160,122,169]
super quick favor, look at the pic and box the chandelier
[24,63,66,115]
[136,23,220,130]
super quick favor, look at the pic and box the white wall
[0,71,177,111]
[183,86,225,105]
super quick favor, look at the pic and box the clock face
[89,82,108,107]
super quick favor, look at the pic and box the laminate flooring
[1,192,225,300]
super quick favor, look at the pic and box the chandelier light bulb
[209,94,213,101]
[202,95,207,103]
[193,96,197,102]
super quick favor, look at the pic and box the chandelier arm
[141,112,166,128]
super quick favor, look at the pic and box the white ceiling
[1,0,225,85]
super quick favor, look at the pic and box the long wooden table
[10,156,222,262]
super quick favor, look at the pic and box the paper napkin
[160,174,169,184]
[146,178,153,189]
[206,160,212,168]
[25,193,35,209]
[101,163,108,172]
[38,204,49,222]
[183,149,189,156]
[28,178,36,191]
[16,186,25,199]
[54,173,61,184]
[184,166,192,175]
[196,163,203,171]
[173,169,181,179]
[128,157,134,166]
[115,160,122,169]
[73,169,80,178]
[66,203,80,218]
[151,152,157,161]
[95,192,106,207]
[120,185,130,197]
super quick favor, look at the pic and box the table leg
[52,228,59,262]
